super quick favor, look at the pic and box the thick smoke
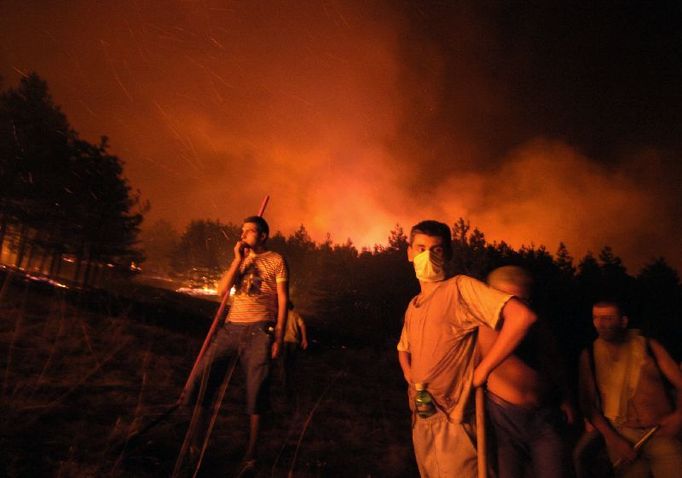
[432,140,679,271]
[1,0,680,271]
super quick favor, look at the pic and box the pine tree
[0,73,145,285]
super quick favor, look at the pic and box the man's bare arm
[271,280,289,359]
[398,350,412,384]
[472,298,536,387]
[649,339,682,437]
[299,319,309,350]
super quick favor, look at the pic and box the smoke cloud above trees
[2,1,681,271]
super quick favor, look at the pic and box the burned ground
[0,274,416,477]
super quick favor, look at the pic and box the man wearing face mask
[397,220,537,477]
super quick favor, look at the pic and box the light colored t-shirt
[284,309,305,343]
[397,275,512,422]
[227,250,288,323]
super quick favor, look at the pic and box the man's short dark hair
[410,220,453,260]
[244,216,269,238]
[593,298,625,316]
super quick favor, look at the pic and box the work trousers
[412,411,478,477]
[486,391,570,478]
[608,426,682,478]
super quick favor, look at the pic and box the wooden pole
[178,290,229,400]
[476,386,488,478]
[257,195,270,217]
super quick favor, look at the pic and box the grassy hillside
[0,273,417,477]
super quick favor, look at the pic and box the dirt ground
[0,276,417,477]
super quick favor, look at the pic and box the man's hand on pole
[608,434,638,466]
[475,386,488,478]
[473,364,490,389]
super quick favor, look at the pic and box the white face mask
[413,250,445,282]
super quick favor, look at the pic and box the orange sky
[2,1,681,272]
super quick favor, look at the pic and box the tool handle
[476,387,488,478]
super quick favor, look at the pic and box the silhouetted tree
[71,137,146,285]
[140,219,181,274]
[172,220,239,278]
[636,257,682,358]
[0,73,73,265]
[387,224,408,253]
[0,73,145,286]
[451,218,494,278]
[555,242,575,278]
[597,246,633,300]
[576,252,601,301]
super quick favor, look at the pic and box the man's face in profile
[241,222,264,248]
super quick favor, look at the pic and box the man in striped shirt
[186,216,288,470]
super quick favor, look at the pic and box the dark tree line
[0,73,145,286]
[5,70,676,378]
[167,218,682,363]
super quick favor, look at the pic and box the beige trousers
[412,412,478,478]
[609,426,682,478]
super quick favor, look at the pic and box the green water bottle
[414,382,436,418]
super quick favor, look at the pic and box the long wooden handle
[257,195,270,217]
[476,387,488,478]
[179,295,230,400]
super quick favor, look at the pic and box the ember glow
[2,1,681,271]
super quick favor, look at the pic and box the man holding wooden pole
[578,299,682,477]
[180,214,289,473]
[397,220,536,477]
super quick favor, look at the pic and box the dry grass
[0,276,417,477]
